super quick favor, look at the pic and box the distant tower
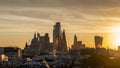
[44,33,50,50]
[61,29,68,52]
[24,42,29,55]
[74,35,77,45]
[53,22,62,51]
[71,35,85,50]
[30,32,39,49]
[25,42,28,47]
[24,42,28,50]
[94,36,103,49]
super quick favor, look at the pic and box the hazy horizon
[0,31,119,49]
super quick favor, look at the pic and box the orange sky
[0,31,119,49]
[0,0,120,49]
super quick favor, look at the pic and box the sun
[114,35,120,47]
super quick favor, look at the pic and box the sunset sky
[0,0,120,49]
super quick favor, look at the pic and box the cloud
[0,0,120,48]
[0,0,120,33]
[0,0,120,8]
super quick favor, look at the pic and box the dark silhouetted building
[71,35,86,50]
[94,36,103,49]
[60,30,67,52]
[24,22,68,56]
[39,33,50,51]
[53,22,68,52]
[70,35,86,57]
[30,32,40,50]
[0,47,22,64]
[53,22,62,51]
[24,33,51,56]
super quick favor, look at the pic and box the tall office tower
[71,35,85,50]
[74,35,77,45]
[94,36,103,49]
[53,22,62,51]
[61,30,68,52]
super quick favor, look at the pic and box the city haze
[0,0,120,49]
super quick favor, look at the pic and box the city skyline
[0,23,119,49]
[0,0,120,49]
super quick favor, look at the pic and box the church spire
[25,42,28,47]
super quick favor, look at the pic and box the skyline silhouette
[0,0,120,49]
[0,22,119,50]
[1,0,120,68]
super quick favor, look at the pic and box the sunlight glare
[114,35,120,47]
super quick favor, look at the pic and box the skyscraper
[53,22,62,51]
[24,22,68,55]
[94,36,103,49]
[71,35,85,50]
[74,35,77,45]
[61,30,67,52]
[53,22,67,52]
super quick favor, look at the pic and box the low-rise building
[0,47,22,65]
